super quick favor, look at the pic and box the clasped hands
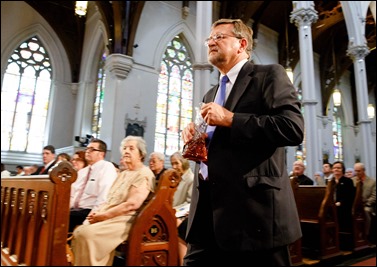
[86,211,106,224]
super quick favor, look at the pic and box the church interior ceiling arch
[24,1,375,121]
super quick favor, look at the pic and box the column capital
[105,54,134,80]
[347,45,370,61]
[290,8,318,27]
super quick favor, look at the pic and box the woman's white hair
[119,136,148,162]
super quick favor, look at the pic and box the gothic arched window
[1,36,52,153]
[332,106,343,161]
[91,51,107,138]
[154,36,193,156]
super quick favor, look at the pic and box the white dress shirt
[70,159,118,211]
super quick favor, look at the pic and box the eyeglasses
[85,147,103,153]
[204,33,242,46]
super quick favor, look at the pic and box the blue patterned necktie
[205,75,229,140]
[200,75,229,179]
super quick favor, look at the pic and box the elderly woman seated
[71,136,155,266]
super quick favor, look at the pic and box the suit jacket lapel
[224,62,254,111]
[205,85,218,103]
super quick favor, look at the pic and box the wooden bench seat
[1,161,77,266]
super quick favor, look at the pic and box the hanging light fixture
[332,89,341,107]
[75,1,88,17]
[331,35,341,106]
[367,104,375,119]
[285,9,294,83]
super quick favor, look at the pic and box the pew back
[1,162,77,266]
[292,179,341,260]
[346,180,369,251]
[120,168,181,266]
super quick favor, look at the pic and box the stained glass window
[1,36,52,153]
[332,106,343,161]
[155,36,193,156]
[295,85,306,163]
[91,51,107,138]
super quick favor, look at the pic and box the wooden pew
[339,180,369,251]
[1,161,77,266]
[115,168,182,266]
[292,179,341,260]
[2,163,181,266]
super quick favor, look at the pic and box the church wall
[1,1,375,177]
[1,1,75,166]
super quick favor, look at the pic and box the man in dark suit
[32,145,58,175]
[181,19,305,266]
[292,160,314,185]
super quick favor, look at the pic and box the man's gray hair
[149,151,165,162]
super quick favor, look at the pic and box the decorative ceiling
[23,1,375,119]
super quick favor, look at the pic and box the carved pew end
[114,169,181,266]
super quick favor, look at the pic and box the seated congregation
[1,136,192,266]
[289,161,375,264]
[1,149,375,266]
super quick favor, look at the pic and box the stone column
[290,1,320,178]
[193,1,214,106]
[100,54,133,159]
[347,45,375,177]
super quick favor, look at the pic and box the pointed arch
[1,3,71,157]
[153,21,196,70]
[74,14,110,138]
[1,36,53,152]
[1,23,71,85]
[154,35,194,155]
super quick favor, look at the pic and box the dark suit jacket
[335,176,356,232]
[186,62,305,251]
[297,174,314,185]
[32,160,58,175]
